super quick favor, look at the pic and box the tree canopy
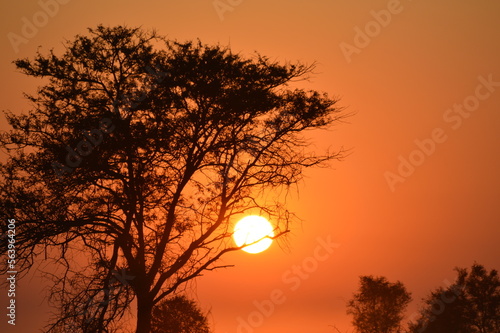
[0,25,345,332]
[347,276,412,333]
[151,295,210,333]
[408,263,500,333]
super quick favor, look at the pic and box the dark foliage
[347,276,412,333]
[0,25,344,332]
[408,263,500,333]
[151,295,210,333]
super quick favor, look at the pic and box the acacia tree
[347,276,412,333]
[0,25,344,332]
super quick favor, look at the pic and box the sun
[233,215,274,254]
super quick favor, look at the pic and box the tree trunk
[135,291,154,333]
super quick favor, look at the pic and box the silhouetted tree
[151,295,210,333]
[0,25,345,333]
[408,263,500,333]
[347,276,411,333]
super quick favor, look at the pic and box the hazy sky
[1,1,499,332]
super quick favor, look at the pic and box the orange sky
[1,1,499,332]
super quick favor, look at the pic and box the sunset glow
[233,215,274,254]
[1,1,499,332]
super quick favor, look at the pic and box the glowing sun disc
[233,215,274,254]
